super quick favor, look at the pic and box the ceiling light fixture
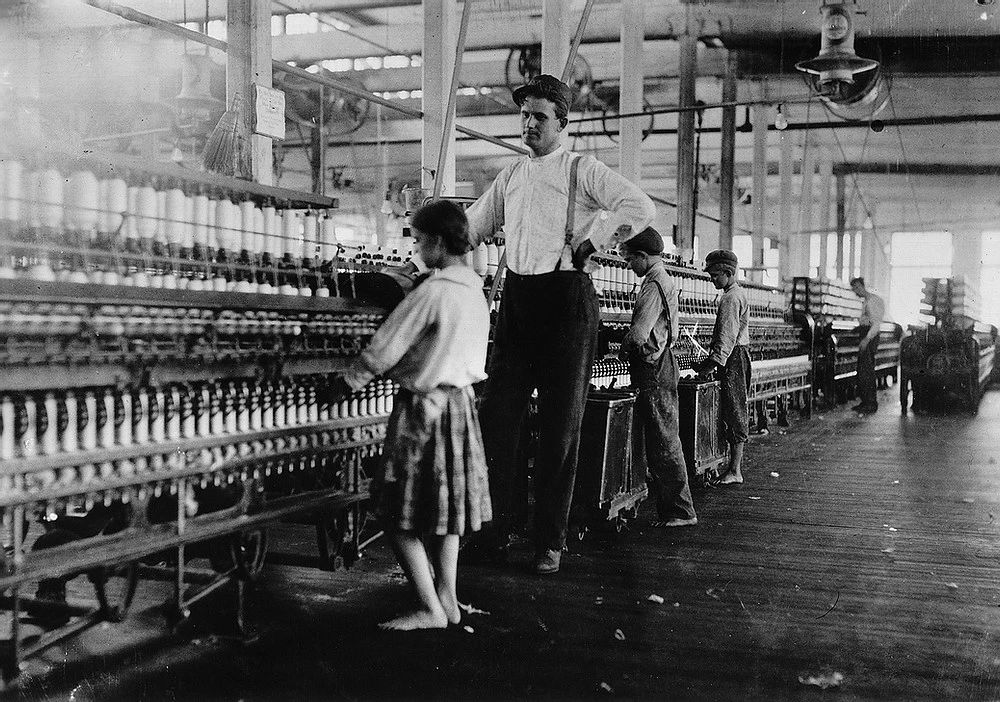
[795,2,878,88]
[774,105,788,130]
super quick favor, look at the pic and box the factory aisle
[15,388,1000,701]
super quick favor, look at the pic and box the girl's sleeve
[341,285,438,390]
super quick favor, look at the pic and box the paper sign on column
[253,84,286,140]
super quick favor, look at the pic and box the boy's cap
[704,249,739,271]
[622,227,664,255]
[512,74,572,117]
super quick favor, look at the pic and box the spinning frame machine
[0,146,410,681]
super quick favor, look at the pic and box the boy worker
[619,227,697,527]
[693,249,751,486]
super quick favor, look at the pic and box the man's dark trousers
[855,325,879,410]
[480,269,599,553]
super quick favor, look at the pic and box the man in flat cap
[465,74,656,574]
[693,249,751,485]
[619,227,697,527]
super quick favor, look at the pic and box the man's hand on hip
[572,239,596,270]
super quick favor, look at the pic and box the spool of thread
[135,183,158,244]
[249,385,262,430]
[167,385,181,441]
[472,241,488,276]
[239,201,256,256]
[198,384,211,437]
[117,391,132,447]
[150,388,165,443]
[165,187,188,253]
[18,396,37,458]
[215,198,239,256]
[0,395,15,460]
[80,390,98,451]
[2,159,24,223]
[192,192,210,255]
[132,389,149,444]
[38,166,64,229]
[40,392,58,456]
[320,214,338,264]
[302,211,318,262]
[67,170,100,233]
[282,210,300,261]
[103,177,129,238]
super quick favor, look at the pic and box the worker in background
[331,201,492,630]
[693,250,751,486]
[619,227,697,527]
[850,276,885,414]
[465,74,656,574]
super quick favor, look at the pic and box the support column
[619,0,643,186]
[422,0,457,195]
[835,173,846,281]
[860,215,877,286]
[777,130,793,286]
[750,104,769,283]
[226,0,273,184]
[542,0,570,77]
[792,136,816,278]
[675,28,698,262]
[817,148,833,278]
[718,51,737,250]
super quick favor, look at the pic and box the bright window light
[980,232,1000,327]
[383,55,410,68]
[889,231,953,326]
[271,16,284,36]
[322,59,353,73]
[285,13,319,35]
[207,19,227,41]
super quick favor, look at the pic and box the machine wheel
[91,561,139,622]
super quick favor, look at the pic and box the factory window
[322,59,353,73]
[980,231,1000,327]
[271,16,284,36]
[383,55,410,68]
[285,13,320,35]
[207,19,226,41]
[888,231,952,327]
[730,235,778,286]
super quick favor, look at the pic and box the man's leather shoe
[533,548,561,575]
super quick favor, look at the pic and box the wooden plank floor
[13,388,1000,701]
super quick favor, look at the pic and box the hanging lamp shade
[174,53,224,117]
[795,2,878,87]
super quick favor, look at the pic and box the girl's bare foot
[436,587,461,625]
[377,609,449,631]
[715,472,743,485]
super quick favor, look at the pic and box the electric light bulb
[774,107,788,131]
[380,193,394,215]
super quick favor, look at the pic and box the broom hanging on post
[202,92,252,179]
